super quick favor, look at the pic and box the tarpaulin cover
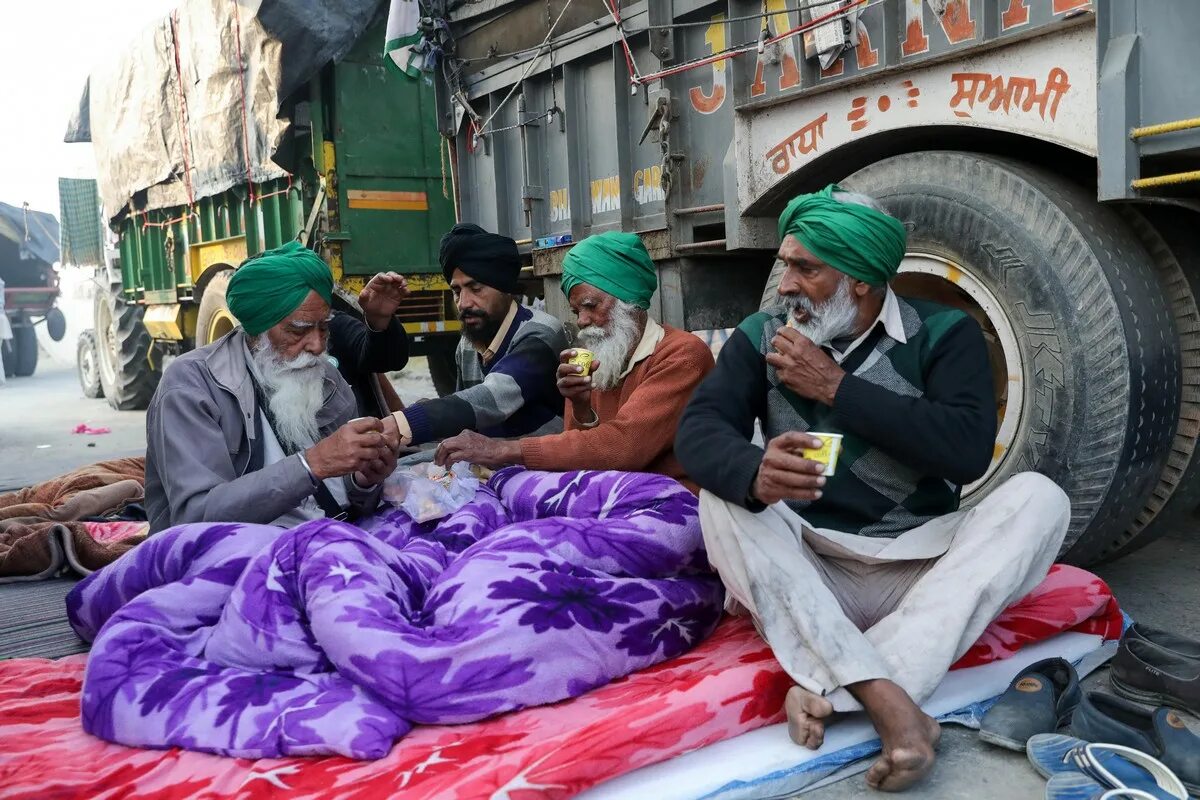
[64,0,384,223]
[0,202,60,268]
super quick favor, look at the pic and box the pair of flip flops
[1027,734,1189,800]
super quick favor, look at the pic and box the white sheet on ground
[582,631,1117,800]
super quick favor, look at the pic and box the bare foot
[852,680,941,792]
[785,685,834,749]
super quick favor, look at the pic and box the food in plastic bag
[382,461,480,522]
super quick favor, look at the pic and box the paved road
[0,352,436,492]
[0,363,146,492]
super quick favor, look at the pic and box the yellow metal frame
[187,235,248,285]
[142,304,199,341]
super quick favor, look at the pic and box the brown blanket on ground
[0,457,147,581]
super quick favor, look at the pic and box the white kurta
[700,472,1070,711]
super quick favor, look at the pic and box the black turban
[438,223,521,294]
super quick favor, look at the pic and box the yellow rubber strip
[1130,117,1200,140]
[1131,170,1200,189]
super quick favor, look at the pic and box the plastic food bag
[382,461,479,522]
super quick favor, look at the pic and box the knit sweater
[676,296,996,536]
[521,324,715,491]
[404,305,569,445]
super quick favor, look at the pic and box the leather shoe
[1071,691,1200,796]
[980,657,1081,750]
[1112,637,1200,716]
[1126,624,1200,660]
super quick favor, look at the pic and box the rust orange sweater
[520,325,715,491]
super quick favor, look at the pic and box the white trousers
[700,472,1070,711]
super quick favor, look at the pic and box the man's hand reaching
[359,272,410,332]
[434,430,522,468]
[752,432,829,505]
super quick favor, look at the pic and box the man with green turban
[434,230,714,488]
[678,186,1068,792]
[145,241,397,532]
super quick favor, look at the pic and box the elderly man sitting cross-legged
[434,231,714,489]
[145,242,396,532]
[675,185,1070,792]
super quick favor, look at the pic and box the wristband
[297,451,319,487]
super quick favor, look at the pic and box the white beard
[575,300,643,391]
[251,338,326,452]
[781,276,860,346]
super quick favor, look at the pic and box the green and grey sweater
[676,296,996,537]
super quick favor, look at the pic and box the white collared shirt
[826,287,907,364]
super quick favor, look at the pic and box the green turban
[560,231,657,310]
[777,184,907,286]
[227,241,334,336]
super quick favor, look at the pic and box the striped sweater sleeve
[403,329,561,445]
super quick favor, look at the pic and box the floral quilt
[64,468,725,758]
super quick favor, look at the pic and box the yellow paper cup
[569,349,594,377]
[800,432,844,477]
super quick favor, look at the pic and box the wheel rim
[96,295,119,389]
[894,253,1025,497]
[81,345,98,388]
[207,309,237,345]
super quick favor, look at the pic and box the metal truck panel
[327,30,457,277]
[442,0,1123,254]
[737,22,1095,221]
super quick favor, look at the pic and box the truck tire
[95,285,159,410]
[426,338,460,397]
[760,151,1181,565]
[1099,206,1200,560]
[195,269,238,347]
[11,324,38,377]
[77,329,104,399]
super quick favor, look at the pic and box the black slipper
[980,657,1082,751]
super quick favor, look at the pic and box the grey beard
[575,301,642,391]
[251,338,326,452]
[780,277,859,346]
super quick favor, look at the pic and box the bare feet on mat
[852,679,940,792]
[785,685,834,750]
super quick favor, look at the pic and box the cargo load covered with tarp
[0,202,59,274]
[65,0,382,225]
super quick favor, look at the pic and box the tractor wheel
[95,285,159,410]
[77,329,104,398]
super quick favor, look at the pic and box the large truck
[68,0,459,411]
[430,0,1200,565]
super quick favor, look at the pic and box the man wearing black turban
[381,223,568,450]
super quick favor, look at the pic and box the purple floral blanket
[65,469,723,759]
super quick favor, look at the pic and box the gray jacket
[145,329,380,532]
